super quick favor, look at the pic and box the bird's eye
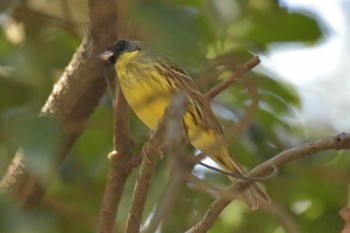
[118,40,126,48]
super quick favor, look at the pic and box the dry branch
[186,133,350,233]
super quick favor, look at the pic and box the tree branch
[186,133,350,233]
[143,96,190,233]
[204,56,260,101]
[97,87,138,233]
[125,93,188,233]
[0,0,119,208]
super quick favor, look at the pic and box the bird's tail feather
[210,148,270,210]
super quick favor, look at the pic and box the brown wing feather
[158,57,224,135]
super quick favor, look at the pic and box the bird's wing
[161,57,225,135]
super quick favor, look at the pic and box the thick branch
[186,133,350,233]
[0,0,119,208]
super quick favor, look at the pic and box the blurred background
[0,0,349,232]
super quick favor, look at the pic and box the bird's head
[97,39,142,65]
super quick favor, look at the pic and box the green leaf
[247,9,322,46]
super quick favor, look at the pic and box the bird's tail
[210,148,270,210]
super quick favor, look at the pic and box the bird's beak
[97,50,114,62]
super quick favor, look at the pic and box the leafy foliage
[1,1,347,233]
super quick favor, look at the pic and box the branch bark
[185,132,350,233]
[0,0,119,208]
[97,87,138,233]
[204,56,260,101]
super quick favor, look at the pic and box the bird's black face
[98,40,140,64]
[110,40,129,61]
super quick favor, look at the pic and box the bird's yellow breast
[116,53,173,129]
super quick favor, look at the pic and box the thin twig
[125,93,188,233]
[143,95,189,233]
[143,170,185,233]
[186,174,224,195]
[186,133,350,233]
[197,161,278,181]
[204,56,260,101]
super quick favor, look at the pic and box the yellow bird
[98,40,270,209]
